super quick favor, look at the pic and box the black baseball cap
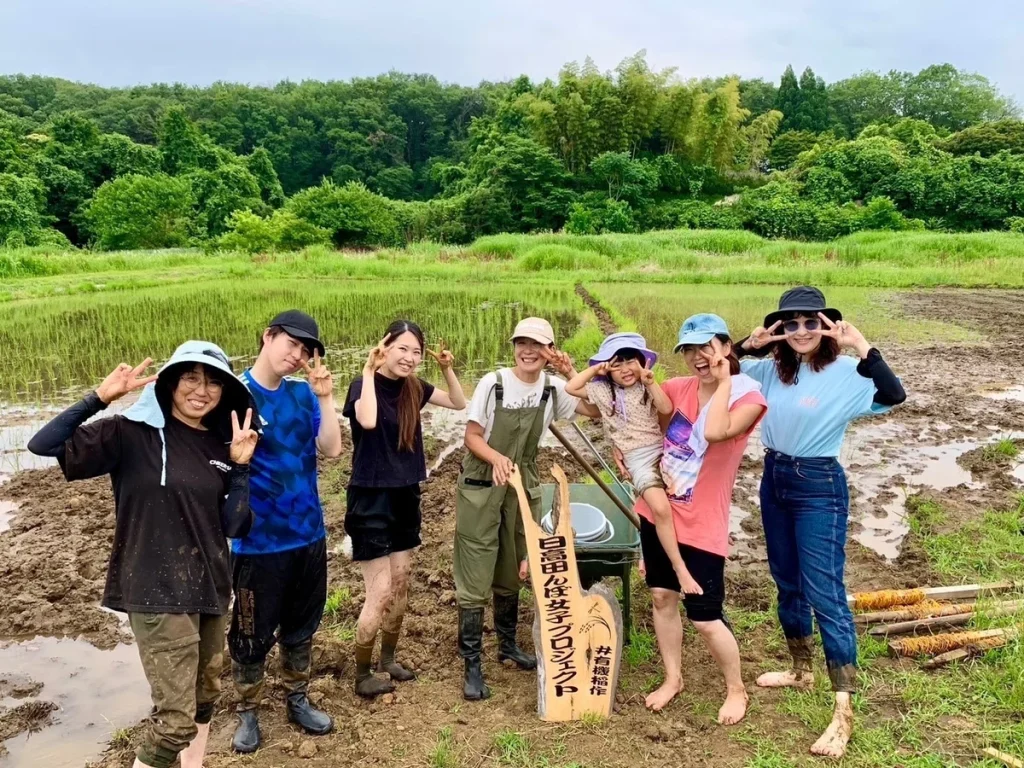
[268,309,325,357]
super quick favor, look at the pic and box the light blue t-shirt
[740,356,891,458]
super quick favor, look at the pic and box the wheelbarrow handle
[571,422,636,503]
[548,423,642,532]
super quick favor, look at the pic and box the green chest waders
[453,372,555,609]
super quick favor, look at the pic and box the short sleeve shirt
[741,356,891,457]
[60,415,235,614]
[233,371,325,555]
[465,369,579,442]
[344,373,435,488]
[634,377,766,557]
[584,380,662,454]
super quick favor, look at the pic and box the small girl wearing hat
[566,333,702,595]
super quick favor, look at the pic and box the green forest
[1,54,1022,252]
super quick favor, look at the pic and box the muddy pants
[228,538,328,706]
[454,372,552,609]
[129,612,226,768]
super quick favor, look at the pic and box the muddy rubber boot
[354,639,396,698]
[379,624,416,682]
[494,593,536,670]
[459,607,490,701]
[281,641,334,735]
[231,660,264,753]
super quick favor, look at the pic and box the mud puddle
[0,637,149,768]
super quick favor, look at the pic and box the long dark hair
[772,315,839,385]
[383,319,425,453]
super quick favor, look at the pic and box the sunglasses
[783,318,820,334]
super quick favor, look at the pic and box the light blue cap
[674,313,730,352]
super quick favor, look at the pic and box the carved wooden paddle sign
[508,463,623,721]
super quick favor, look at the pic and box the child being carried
[566,332,702,595]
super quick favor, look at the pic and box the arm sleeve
[731,391,769,438]
[555,379,581,421]
[27,391,108,459]
[465,373,496,427]
[857,349,906,408]
[221,464,253,539]
[735,338,773,358]
[739,358,772,386]
[310,383,323,434]
[420,381,436,408]
[341,379,360,419]
[60,414,125,481]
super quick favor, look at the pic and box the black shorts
[345,484,422,561]
[639,517,726,623]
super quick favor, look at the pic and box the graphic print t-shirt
[233,371,325,555]
[466,369,579,442]
[634,377,766,557]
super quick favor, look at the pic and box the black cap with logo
[268,309,326,357]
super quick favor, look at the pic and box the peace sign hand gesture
[698,348,731,382]
[540,347,574,377]
[633,360,656,386]
[96,358,158,405]
[364,334,391,375]
[304,349,334,398]
[746,321,787,350]
[426,337,455,370]
[814,313,870,357]
[229,408,259,464]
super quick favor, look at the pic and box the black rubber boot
[281,642,334,735]
[494,593,536,670]
[459,607,491,701]
[231,661,264,753]
[355,640,396,698]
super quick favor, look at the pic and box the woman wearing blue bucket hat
[620,315,767,724]
[737,286,906,759]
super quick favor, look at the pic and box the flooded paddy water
[1,281,1023,767]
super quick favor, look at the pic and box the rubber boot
[379,622,416,682]
[178,722,209,768]
[354,639,396,698]
[493,593,536,670]
[459,607,490,701]
[281,641,334,735]
[231,660,264,754]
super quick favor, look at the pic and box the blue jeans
[760,450,858,692]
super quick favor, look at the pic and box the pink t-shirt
[635,376,767,557]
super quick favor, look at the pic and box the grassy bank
[3,229,1024,302]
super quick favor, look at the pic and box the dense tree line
[0,55,1021,251]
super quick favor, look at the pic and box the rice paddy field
[2,229,1024,768]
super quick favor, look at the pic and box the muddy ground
[1,288,1023,767]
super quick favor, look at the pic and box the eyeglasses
[783,318,820,334]
[179,373,224,392]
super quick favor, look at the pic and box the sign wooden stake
[510,463,623,722]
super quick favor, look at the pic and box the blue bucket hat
[673,313,730,352]
[588,332,658,369]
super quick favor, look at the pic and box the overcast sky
[2,0,1021,102]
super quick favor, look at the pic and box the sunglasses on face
[784,318,820,334]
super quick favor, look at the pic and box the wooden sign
[509,463,623,721]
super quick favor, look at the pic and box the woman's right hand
[490,453,515,486]
[96,358,157,404]
[746,321,785,350]
[364,333,391,374]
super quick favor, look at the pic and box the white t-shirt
[466,369,579,441]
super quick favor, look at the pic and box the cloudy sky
[2,0,1021,101]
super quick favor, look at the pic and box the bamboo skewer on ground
[868,601,1024,637]
[981,747,1024,768]
[848,582,1017,611]
[889,627,1019,658]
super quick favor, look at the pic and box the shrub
[517,244,610,271]
[84,173,193,250]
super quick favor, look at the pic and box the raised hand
[540,346,574,377]
[96,358,158,404]
[304,349,334,398]
[426,336,455,370]
[593,361,611,377]
[229,408,259,464]
[490,453,515,486]
[746,321,787,350]
[815,313,869,355]
[631,360,655,386]
[364,333,391,375]
[698,348,731,382]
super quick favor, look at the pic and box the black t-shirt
[343,373,435,488]
[61,415,235,614]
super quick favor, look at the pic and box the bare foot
[645,678,683,711]
[717,687,748,726]
[810,698,853,758]
[756,669,814,689]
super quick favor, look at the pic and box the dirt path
[1,288,1023,767]
[575,283,618,335]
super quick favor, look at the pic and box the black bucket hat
[268,309,325,357]
[764,286,843,328]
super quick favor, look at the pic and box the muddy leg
[646,588,683,711]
